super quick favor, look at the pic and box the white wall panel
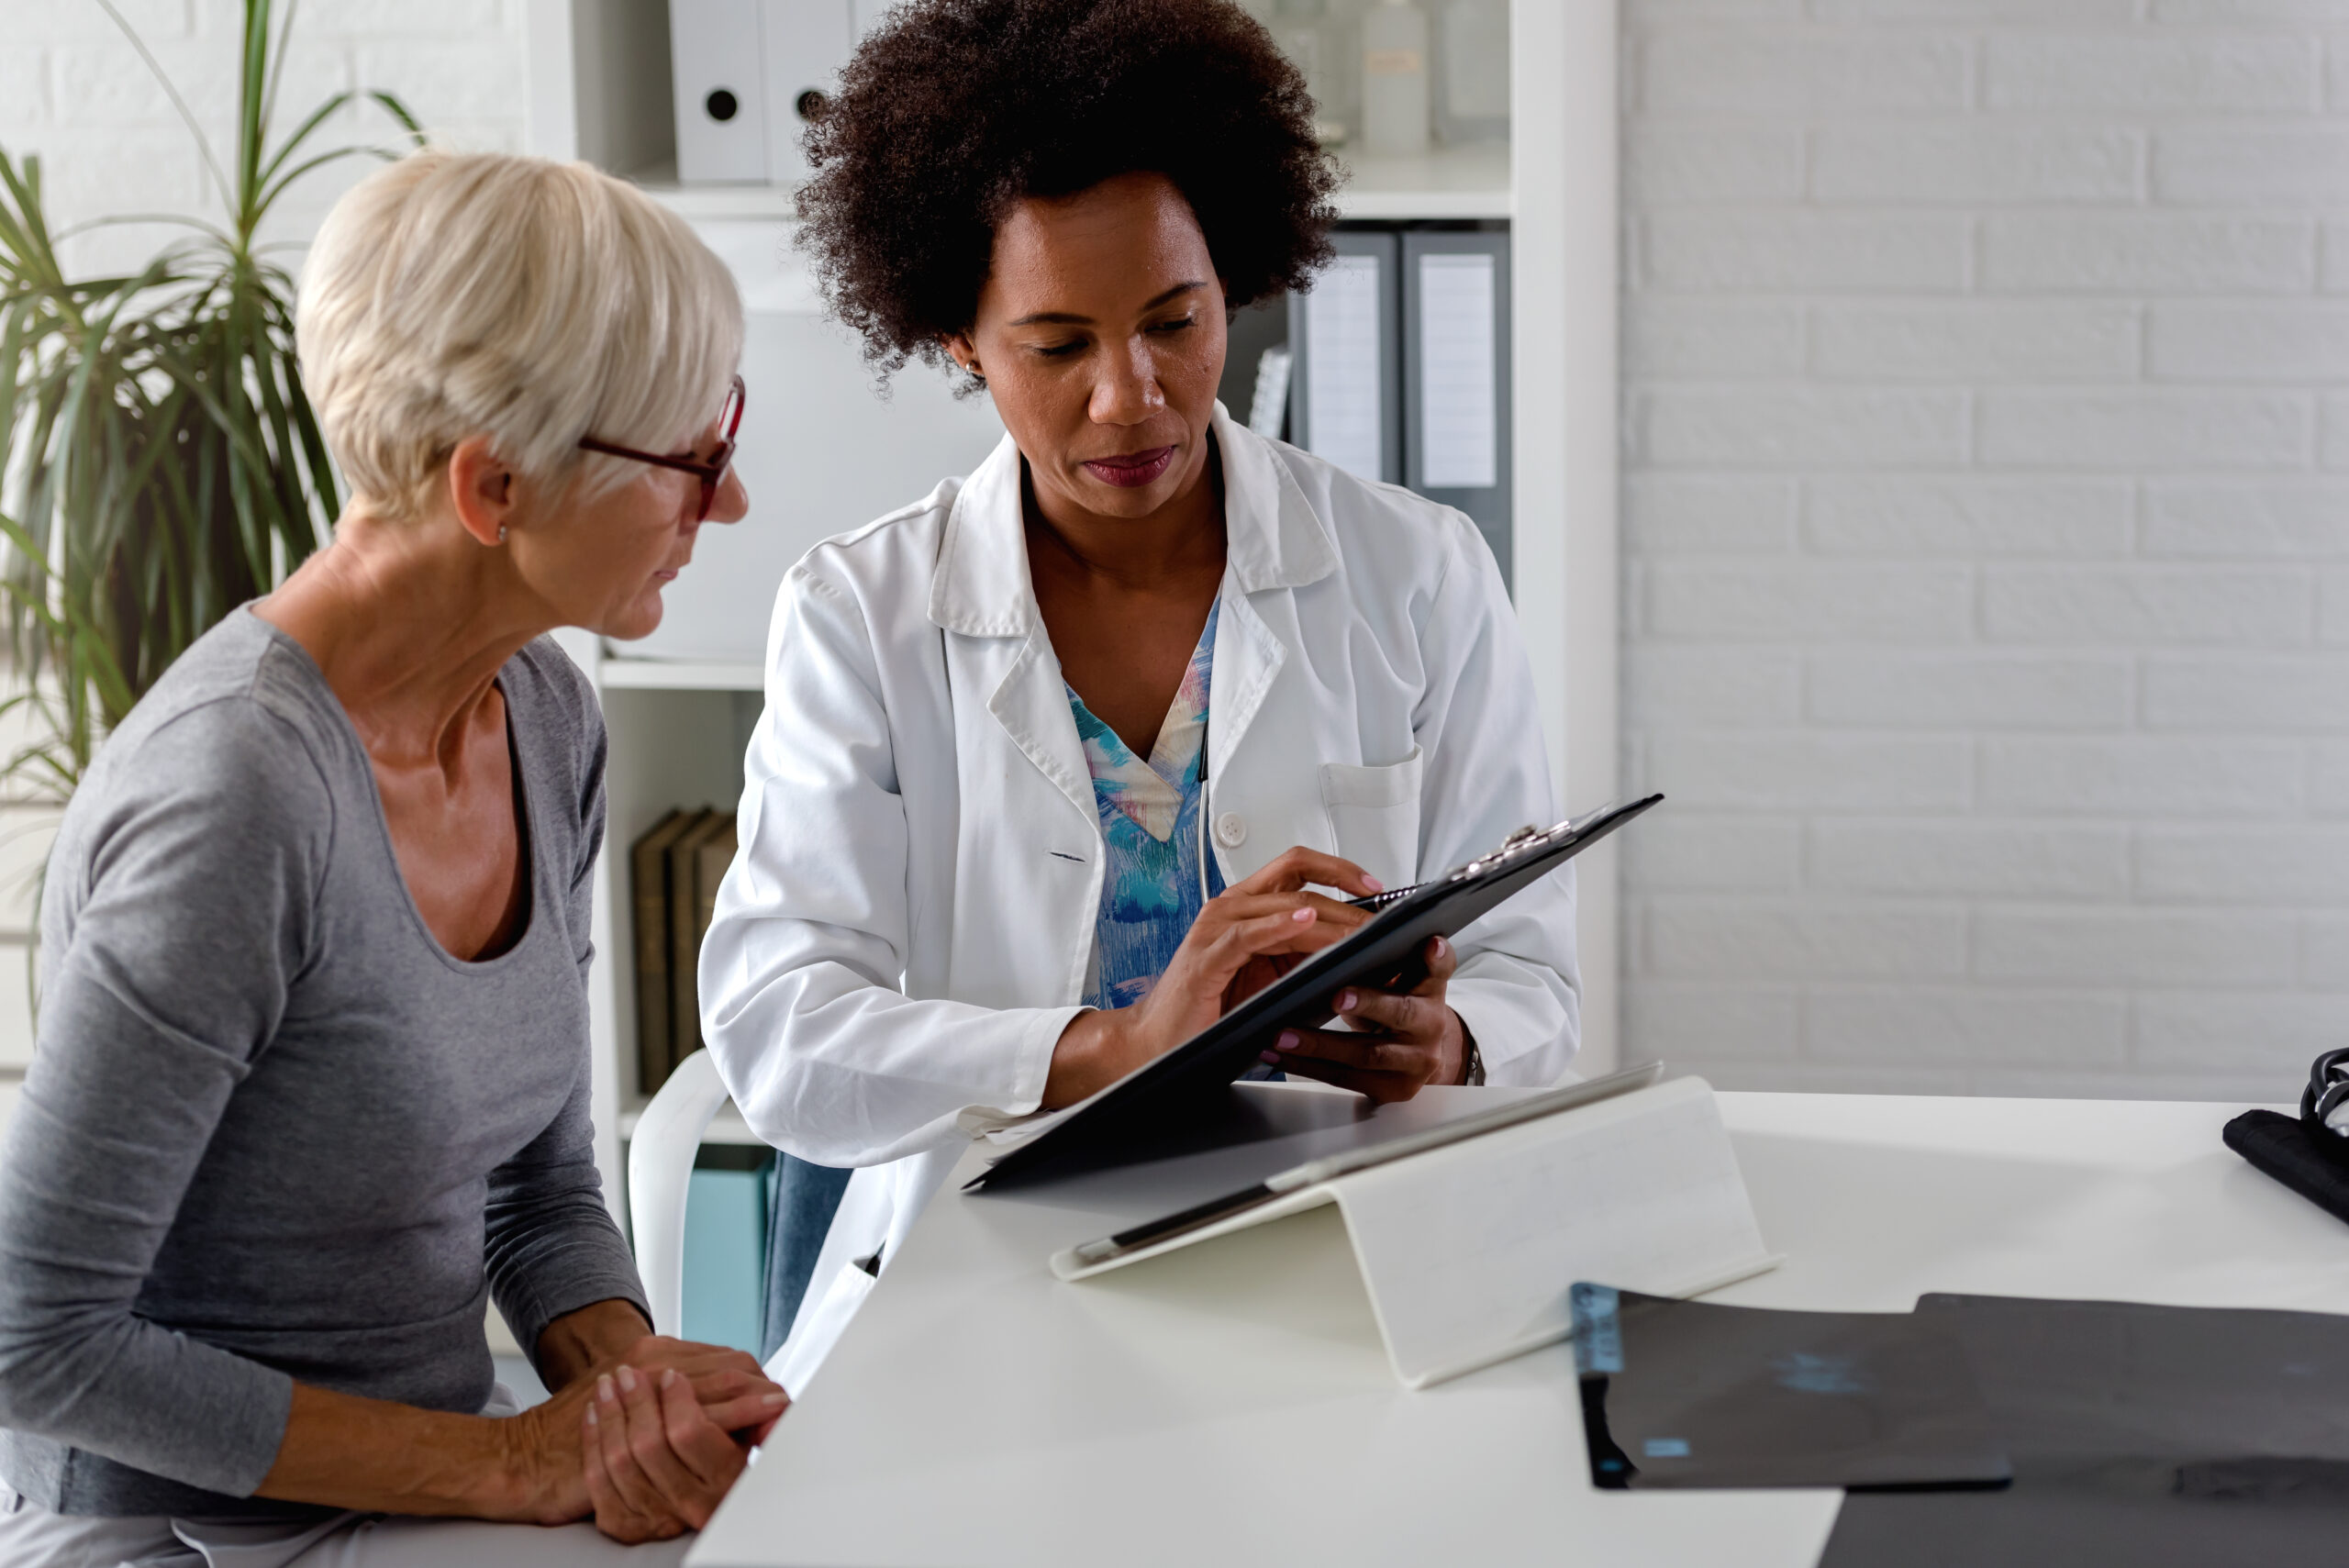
[1622,0,2349,1102]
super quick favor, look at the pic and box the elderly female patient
[0,150,776,1562]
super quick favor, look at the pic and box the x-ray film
[1571,1284,2010,1493]
[1821,1295,2349,1567]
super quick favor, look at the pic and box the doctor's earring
[496,525,507,543]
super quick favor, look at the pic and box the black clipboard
[968,793,1664,1190]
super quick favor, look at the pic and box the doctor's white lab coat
[700,406,1580,1360]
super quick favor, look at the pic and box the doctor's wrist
[1455,1017,1485,1086]
[1044,1008,1141,1108]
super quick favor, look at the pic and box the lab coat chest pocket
[1319,747,1423,891]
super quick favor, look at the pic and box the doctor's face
[950,172,1229,525]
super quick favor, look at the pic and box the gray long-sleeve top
[0,610,648,1518]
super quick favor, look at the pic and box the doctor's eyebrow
[1007,281,1207,328]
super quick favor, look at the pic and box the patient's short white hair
[298,150,743,519]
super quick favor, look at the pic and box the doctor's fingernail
[585,1404,599,1428]
[1261,1051,1282,1065]
[597,1374,617,1405]
[1338,991,1358,1011]
[763,1390,789,1406]
[661,1369,680,1390]
[1278,1031,1299,1051]
[1291,907,1314,923]
[1364,875,1385,892]
[617,1366,638,1395]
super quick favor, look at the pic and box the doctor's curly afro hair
[795,0,1340,385]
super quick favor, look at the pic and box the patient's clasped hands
[503,1330,787,1543]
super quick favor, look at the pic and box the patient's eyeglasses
[577,374,745,521]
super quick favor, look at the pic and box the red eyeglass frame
[577,374,745,521]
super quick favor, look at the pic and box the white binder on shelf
[1287,231,1401,484]
[1404,229,1511,586]
[676,2,895,186]
[762,0,856,183]
[1052,1073,1779,1389]
[672,0,772,183]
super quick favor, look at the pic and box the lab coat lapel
[985,630,1094,828]
[1205,407,1338,781]
[930,435,1096,828]
[1208,586,1284,781]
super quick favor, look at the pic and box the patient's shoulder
[89,611,343,808]
[50,617,340,934]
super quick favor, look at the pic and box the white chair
[626,1049,878,1396]
[626,1049,733,1338]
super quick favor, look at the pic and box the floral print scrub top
[1069,601,1228,1013]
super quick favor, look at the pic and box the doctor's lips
[1081,446,1176,488]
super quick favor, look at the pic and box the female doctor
[700,0,1579,1363]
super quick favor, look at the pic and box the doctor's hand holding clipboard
[1042,845,1477,1108]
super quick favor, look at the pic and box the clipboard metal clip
[1459,820,1569,880]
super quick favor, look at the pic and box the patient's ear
[446,437,518,548]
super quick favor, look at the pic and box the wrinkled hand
[1264,934,1470,1103]
[1045,848,1381,1106]
[582,1363,777,1543]
[503,1337,785,1527]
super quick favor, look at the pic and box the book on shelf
[629,806,743,1097]
[694,817,739,957]
[667,809,734,1074]
[629,808,697,1096]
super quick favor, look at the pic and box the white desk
[690,1086,2349,1568]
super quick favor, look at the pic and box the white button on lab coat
[701,406,1579,1384]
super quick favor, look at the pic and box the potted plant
[0,0,417,1004]
[0,0,419,799]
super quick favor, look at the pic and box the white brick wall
[0,0,523,1068]
[0,0,523,274]
[1624,0,2349,1102]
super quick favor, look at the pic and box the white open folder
[1052,1071,1781,1389]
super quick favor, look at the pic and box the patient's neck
[255,506,548,772]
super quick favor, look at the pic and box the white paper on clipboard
[1417,251,1497,489]
[1303,253,1386,481]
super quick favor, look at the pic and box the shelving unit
[598,658,764,693]
[614,144,1511,224]
[1330,142,1511,220]
[524,0,1619,1227]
